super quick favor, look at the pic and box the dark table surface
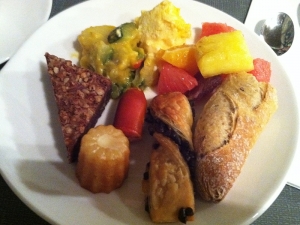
[1,0,300,224]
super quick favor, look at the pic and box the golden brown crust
[144,133,195,223]
[76,125,130,193]
[149,92,194,150]
[193,72,278,201]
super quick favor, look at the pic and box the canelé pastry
[143,133,195,223]
[193,72,278,202]
[45,53,112,162]
[76,125,130,193]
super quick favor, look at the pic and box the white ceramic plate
[245,0,300,190]
[0,0,52,64]
[0,0,298,224]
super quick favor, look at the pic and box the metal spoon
[260,12,294,56]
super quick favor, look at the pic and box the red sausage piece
[113,88,147,141]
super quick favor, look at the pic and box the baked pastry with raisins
[146,92,195,173]
[142,133,195,223]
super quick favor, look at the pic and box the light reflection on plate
[0,0,298,224]
[0,0,52,64]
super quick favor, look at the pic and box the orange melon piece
[160,45,199,76]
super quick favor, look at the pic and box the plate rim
[0,0,299,224]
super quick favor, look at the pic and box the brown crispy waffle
[45,53,112,162]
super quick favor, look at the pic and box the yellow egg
[135,0,191,86]
[135,0,191,53]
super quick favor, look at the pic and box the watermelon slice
[249,58,271,82]
[199,22,235,39]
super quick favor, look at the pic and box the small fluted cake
[76,125,130,193]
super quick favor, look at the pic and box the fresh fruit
[249,58,271,82]
[187,73,223,100]
[157,62,198,94]
[113,88,147,141]
[160,45,199,75]
[135,0,192,87]
[195,30,254,78]
[199,22,235,38]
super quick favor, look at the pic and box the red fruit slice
[157,62,198,94]
[199,22,235,39]
[249,58,271,82]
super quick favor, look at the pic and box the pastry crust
[193,72,278,201]
[144,133,195,223]
[149,92,194,150]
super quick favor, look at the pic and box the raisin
[178,207,194,224]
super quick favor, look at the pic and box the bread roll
[193,72,278,202]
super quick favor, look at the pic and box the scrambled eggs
[135,0,191,86]
[135,0,191,53]
[77,0,191,98]
[78,23,145,98]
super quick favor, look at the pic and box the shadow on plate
[297,3,300,27]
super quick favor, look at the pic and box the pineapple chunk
[195,30,254,78]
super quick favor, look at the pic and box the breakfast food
[134,0,191,86]
[78,23,145,98]
[193,72,278,201]
[195,30,254,78]
[113,88,147,141]
[45,1,280,222]
[146,92,195,172]
[142,133,195,223]
[45,53,112,162]
[157,61,198,95]
[249,58,271,82]
[76,125,130,193]
[77,0,192,97]
[135,0,191,54]
[199,22,235,38]
[158,44,199,76]
[78,25,114,71]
